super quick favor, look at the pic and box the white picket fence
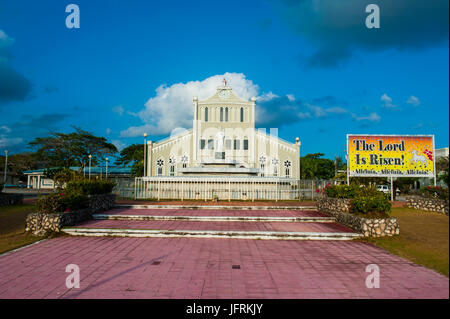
[119,177,333,201]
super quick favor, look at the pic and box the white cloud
[0,125,22,149]
[112,139,126,151]
[305,104,348,118]
[286,94,295,102]
[381,93,396,108]
[0,136,23,148]
[106,128,111,135]
[257,91,278,102]
[170,127,189,138]
[307,104,327,118]
[120,73,259,137]
[0,125,11,133]
[0,30,14,47]
[352,112,381,122]
[325,107,348,114]
[406,95,421,106]
[112,105,124,116]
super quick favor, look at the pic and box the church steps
[93,214,336,223]
[62,228,360,241]
[115,204,318,211]
[62,207,361,241]
[101,207,326,218]
[64,219,355,234]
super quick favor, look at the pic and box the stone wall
[405,196,449,216]
[317,196,350,214]
[317,196,399,237]
[0,193,24,206]
[26,193,115,235]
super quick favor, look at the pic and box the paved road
[0,236,447,299]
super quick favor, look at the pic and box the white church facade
[137,80,301,200]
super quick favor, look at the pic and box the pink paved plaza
[0,236,448,299]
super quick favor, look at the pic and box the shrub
[61,190,89,211]
[0,182,4,193]
[324,184,359,198]
[349,194,391,218]
[65,179,116,195]
[37,190,88,214]
[324,184,381,199]
[324,183,391,217]
[37,193,66,214]
[420,186,449,200]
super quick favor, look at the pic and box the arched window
[240,107,244,122]
[181,154,189,168]
[156,158,164,176]
[169,156,176,176]
[272,158,279,177]
[220,107,223,122]
[225,107,228,121]
[205,107,208,122]
[259,155,266,177]
[284,160,292,177]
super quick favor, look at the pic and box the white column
[27,175,30,188]
[390,177,394,201]
[157,180,160,201]
[181,180,184,201]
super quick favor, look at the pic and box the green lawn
[0,204,46,254]
[361,207,449,277]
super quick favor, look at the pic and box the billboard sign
[347,135,435,178]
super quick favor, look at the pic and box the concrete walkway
[0,236,447,299]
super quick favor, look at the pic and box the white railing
[134,176,304,201]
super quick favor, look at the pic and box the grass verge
[0,204,46,255]
[359,207,449,277]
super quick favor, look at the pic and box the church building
[138,80,301,200]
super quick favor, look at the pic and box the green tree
[436,155,449,187]
[300,153,335,180]
[0,152,40,182]
[29,126,118,172]
[115,144,144,177]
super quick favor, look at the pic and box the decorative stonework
[317,196,399,237]
[26,209,92,234]
[26,194,115,235]
[317,197,350,214]
[0,193,24,206]
[405,196,449,216]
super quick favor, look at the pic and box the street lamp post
[88,154,92,179]
[144,133,148,177]
[3,150,7,190]
[296,138,301,201]
[106,157,109,179]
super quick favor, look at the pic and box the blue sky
[0,0,448,161]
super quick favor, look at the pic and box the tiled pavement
[0,206,448,299]
[0,236,448,299]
